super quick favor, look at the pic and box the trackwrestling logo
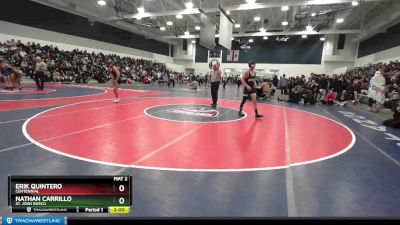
[168,107,219,118]
[145,104,246,123]
[1,216,65,225]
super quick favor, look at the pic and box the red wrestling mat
[0,87,163,111]
[0,88,56,94]
[24,97,355,171]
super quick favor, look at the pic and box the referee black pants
[211,81,220,106]
[168,79,175,87]
[35,72,45,90]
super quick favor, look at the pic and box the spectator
[368,71,386,112]
[0,39,173,86]
[322,89,336,105]
[281,87,301,103]
[302,88,316,105]
[383,105,400,128]
[272,75,279,88]
[352,78,362,105]
[329,74,342,95]
[188,80,198,90]
[335,89,349,107]
[318,74,328,101]
[279,74,288,95]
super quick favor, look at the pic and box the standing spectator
[222,73,228,89]
[352,78,362,105]
[279,74,288,95]
[272,75,279,88]
[329,74,341,96]
[368,71,386,112]
[179,73,184,85]
[236,75,241,88]
[318,74,328,101]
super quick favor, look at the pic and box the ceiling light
[195,25,200,30]
[306,25,313,31]
[263,36,268,40]
[352,1,359,6]
[166,21,173,26]
[97,0,106,6]
[184,31,190,35]
[259,27,266,33]
[311,12,316,17]
[249,38,254,43]
[336,18,344,23]
[226,10,231,15]
[185,2,193,9]
[176,14,183,19]
[160,26,166,31]
[254,16,261,21]
[137,7,145,14]
[246,0,256,4]
[302,34,307,38]
[320,37,326,41]
[281,5,289,11]
[192,40,196,44]
[234,24,241,28]
[282,21,288,26]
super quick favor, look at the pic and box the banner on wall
[233,50,239,61]
[209,50,221,58]
[226,50,239,61]
[226,50,233,61]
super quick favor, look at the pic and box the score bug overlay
[8,176,132,214]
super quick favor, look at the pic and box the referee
[209,60,222,108]
[34,56,47,90]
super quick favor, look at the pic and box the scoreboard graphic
[8,176,132,214]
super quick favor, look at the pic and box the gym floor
[1,82,400,217]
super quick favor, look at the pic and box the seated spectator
[280,88,301,103]
[302,88,316,105]
[143,75,151,84]
[383,106,400,128]
[256,81,269,99]
[0,39,171,87]
[334,90,349,107]
[261,82,271,98]
[322,89,336,105]
[188,80,198,90]
[384,93,400,110]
